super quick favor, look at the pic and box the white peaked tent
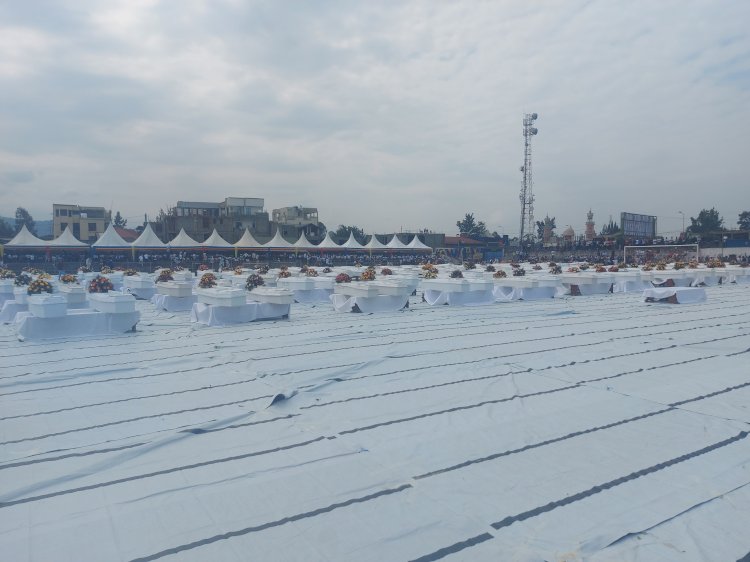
[315,232,341,249]
[407,235,432,251]
[201,229,232,248]
[131,224,167,248]
[4,225,48,248]
[364,234,386,250]
[49,226,88,247]
[341,232,364,249]
[234,229,263,249]
[92,224,130,248]
[386,234,408,249]
[168,228,201,249]
[265,229,293,249]
[292,232,316,249]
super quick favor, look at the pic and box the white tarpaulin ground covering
[1,284,749,561]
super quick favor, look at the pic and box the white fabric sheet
[612,280,652,293]
[190,302,290,326]
[423,289,496,307]
[643,287,707,304]
[330,293,409,312]
[150,293,197,312]
[15,309,140,340]
[121,286,156,300]
[0,301,27,324]
[293,288,333,304]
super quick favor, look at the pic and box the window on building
[88,223,97,231]
[73,223,81,239]
[60,222,68,231]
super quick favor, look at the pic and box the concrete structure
[585,209,596,241]
[53,204,111,243]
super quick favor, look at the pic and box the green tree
[738,211,750,231]
[600,219,619,236]
[0,217,14,238]
[536,216,556,240]
[333,225,365,244]
[14,207,36,235]
[113,211,127,227]
[687,208,724,239]
[456,213,488,237]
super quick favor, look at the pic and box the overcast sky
[1,0,748,237]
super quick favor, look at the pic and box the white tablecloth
[0,301,27,324]
[643,287,707,304]
[15,309,140,340]
[190,302,290,326]
[293,288,333,304]
[150,293,197,312]
[330,294,409,313]
[423,289,495,307]
[121,286,156,300]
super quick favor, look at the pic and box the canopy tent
[200,229,232,249]
[341,232,365,250]
[92,224,130,249]
[49,227,89,249]
[386,234,408,249]
[3,225,49,248]
[131,224,167,249]
[292,232,316,249]
[315,232,341,250]
[168,228,201,249]
[364,234,387,250]
[264,229,293,249]
[407,235,433,251]
[234,229,264,250]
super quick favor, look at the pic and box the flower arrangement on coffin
[0,269,16,279]
[198,273,217,288]
[642,265,653,271]
[221,266,235,272]
[280,265,289,271]
[450,270,464,279]
[421,263,434,271]
[124,269,138,276]
[424,270,438,279]
[608,266,619,272]
[549,265,562,274]
[198,264,210,271]
[59,274,78,284]
[23,267,45,275]
[306,268,319,277]
[78,266,91,273]
[617,262,627,269]
[88,275,113,293]
[463,262,476,270]
[567,266,580,273]
[361,269,376,281]
[707,258,724,268]
[322,267,332,273]
[155,269,174,283]
[14,273,32,286]
[101,266,113,274]
[579,263,590,271]
[485,265,496,272]
[493,270,507,278]
[673,261,686,270]
[510,263,521,269]
[27,279,53,295]
[245,274,265,291]
[548,262,557,268]
[335,273,352,283]
[687,260,699,269]
[278,270,292,278]
[595,265,607,273]
[532,264,543,271]
[234,267,244,275]
[655,263,667,271]
[258,265,270,274]
[380,268,393,275]
[300,265,309,273]
[513,268,526,277]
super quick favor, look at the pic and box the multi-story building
[271,206,324,240]
[154,197,273,243]
[53,204,111,243]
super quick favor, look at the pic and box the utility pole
[519,113,539,253]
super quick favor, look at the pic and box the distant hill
[0,216,53,237]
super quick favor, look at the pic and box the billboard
[620,212,657,238]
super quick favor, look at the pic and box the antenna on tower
[519,112,539,254]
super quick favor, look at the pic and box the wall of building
[53,204,110,242]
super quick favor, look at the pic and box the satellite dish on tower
[531,113,538,120]
[530,127,538,135]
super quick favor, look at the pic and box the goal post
[623,244,699,265]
